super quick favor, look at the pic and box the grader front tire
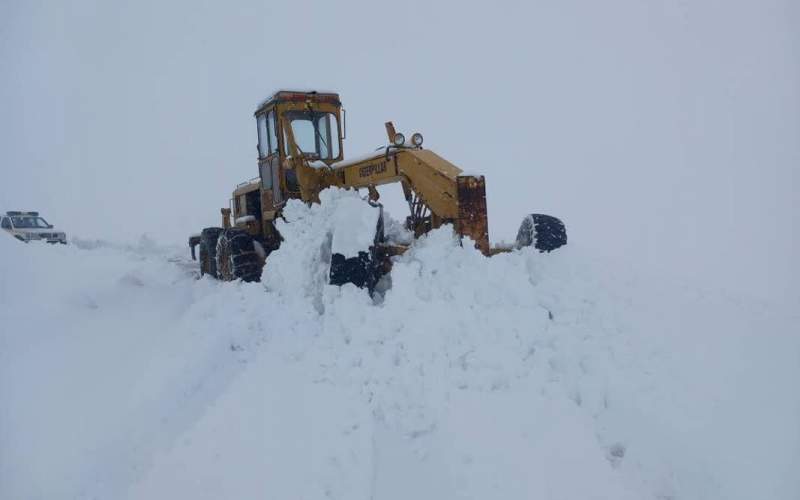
[515,214,567,252]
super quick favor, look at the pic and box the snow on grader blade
[188,89,567,288]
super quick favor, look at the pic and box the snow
[1,189,798,500]
[234,215,256,225]
[333,150,387,168]
[325,190,381,258]
[308,159,332,170]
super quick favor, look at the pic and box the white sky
[1,0,798,304]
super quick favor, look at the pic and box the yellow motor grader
[189,90,566,288]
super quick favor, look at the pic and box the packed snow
[1,189,798,500]
[324,190,382,258]
[234,215,257,225]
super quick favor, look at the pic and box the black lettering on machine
[359,161,387,178]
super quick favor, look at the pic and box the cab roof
[233,177,260,197]
[255,90,341,115]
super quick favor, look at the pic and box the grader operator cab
[189,90,566,288]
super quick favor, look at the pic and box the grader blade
[456,175,490,255]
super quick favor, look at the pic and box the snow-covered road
[1,192,798,499]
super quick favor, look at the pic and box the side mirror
[48,224,53,228]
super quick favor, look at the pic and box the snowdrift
[1,190,798,500]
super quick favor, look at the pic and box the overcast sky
[1,0,797,305]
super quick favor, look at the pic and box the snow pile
[261,189,381,311]
[328,194,380,258]
[1,189,798,500]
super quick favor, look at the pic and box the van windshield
[11,216,50,228]
[284,111,340,160]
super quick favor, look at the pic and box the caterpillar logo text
[359,161,387,178]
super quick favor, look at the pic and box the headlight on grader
[411,132,424,147]
[392,132,405,146]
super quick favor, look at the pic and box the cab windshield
[284,111,340,160]
[11,216,50,228]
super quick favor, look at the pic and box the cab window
[267,110,279,155]
[1,217,10,229]
[257,114,269,158]
[257,111,281,158]
[317,113,340,159]
[284,111,340,160]
[260,163,272,190]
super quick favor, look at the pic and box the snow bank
[1,191,798,499]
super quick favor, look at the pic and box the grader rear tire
[199,227,223,278]
[215,228,262,282]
